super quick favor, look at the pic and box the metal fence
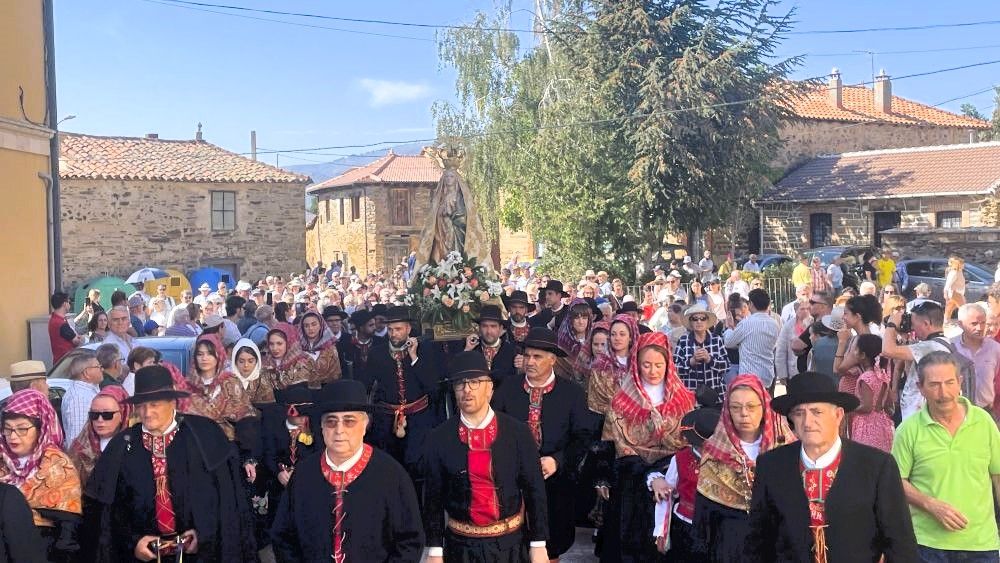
[624,277,796,308]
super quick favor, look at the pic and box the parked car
[80,335,197,374]
[898,259,993,303]
[0,377,72,404]
[746,254,793,270]
[803,246,878,290]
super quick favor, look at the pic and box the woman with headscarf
[694,375,794,562]
[185,333,258,442]
[597,331,694,562]
[68,385,132,485]
[0,389,82,562]
[297,311,342,388]
[231,337,277,405]
[587,314,640,415]
[557,299,594,385]
[262,324,317,392]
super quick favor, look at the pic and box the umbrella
[126,267,170,284]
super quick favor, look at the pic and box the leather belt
[447,509,523,538]
[375,394,430,415]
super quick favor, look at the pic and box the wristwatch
[884,321,897,330]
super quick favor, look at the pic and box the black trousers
[444,529,528,563]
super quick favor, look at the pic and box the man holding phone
[464,304,517,389]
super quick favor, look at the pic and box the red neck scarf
[458,414,500,525]
[142,424,180,534]
[321,445,374,563]
[801,451,843,563]
[523,376,556,447]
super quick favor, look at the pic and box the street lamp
[57,115,76,126]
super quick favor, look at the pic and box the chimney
[250,130,257,161]
[145,133,158,139]
[874,69,892,114]
[195,122,203,141]
[828,67,843,109]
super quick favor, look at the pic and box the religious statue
[414,145,491,270]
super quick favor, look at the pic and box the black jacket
[271,447,424,562]
[84,414,257,562]
[745,439,918,563]
[337,334,387,383]
[422,412,549,548]
[0,484,45,563]
[529,306,569,332]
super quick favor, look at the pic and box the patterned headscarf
[189,333,231,381]
[0,390,63,486]
[591,313,640,376]
[557,298,593,358]
[701,374,793,473]
[612,331,695,425]
[68,385,132,484]
[264,325,311,370]
[298,311,336,353]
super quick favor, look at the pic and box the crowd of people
[16,252,1000,562]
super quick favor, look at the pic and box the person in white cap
[193,283,212,306]
[6,360,50,398]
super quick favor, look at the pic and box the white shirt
[724,312,780,386]
[528,372,556,390]
[143,416,178,436]
[61,379,100,448]
[430,408,545,556]
[324,445,365,472]
[743,261,761,273]
[643,382,665,406]
[800,437,842,469]
[99,437,112,451]
[740,436,762,462]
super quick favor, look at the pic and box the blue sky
[54,1,1000,167]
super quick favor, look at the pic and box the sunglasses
[88,411,119,421]
[689,316,709,322]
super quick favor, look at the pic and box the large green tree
[436,0,801,280]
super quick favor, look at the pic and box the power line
[139,0,434,42]
[802,42,1000,58]
[789,19,1000,35]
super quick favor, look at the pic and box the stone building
[757,142,1000,261]
[59,132,311,288]
[305,149,536,275]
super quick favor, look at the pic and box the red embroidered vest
[458,415,500,525]
[674,447,700,520]
[320,444,374,563]
[800,450,842,563]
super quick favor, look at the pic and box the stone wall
[760,194,994,255]
[60,178,306,288]
[775,120,975,170]
[881,228,1000,265]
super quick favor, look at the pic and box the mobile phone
[266,292,273,306]
[85,297,91,307]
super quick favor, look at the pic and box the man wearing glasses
[102,306,136,374]
[271,379,424,562]
[424,351,549,563]
[61,351,104,447]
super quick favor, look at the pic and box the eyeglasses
[1,425,36,437]
[689,316,708,322]
[88,411,119,421]
[109,316,130,323]
[728,403,762,414]
[321,416,362,429]
[452,378,491,391]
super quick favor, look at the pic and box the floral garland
[404,251,503,330]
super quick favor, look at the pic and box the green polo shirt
[892,396,1000,551]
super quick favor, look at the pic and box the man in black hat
[745,371,918,562]
[371,303,389,338]
[529,280,570,330]
[85,365,257,562]
[504,290,535,343]
[322,305,349,343]
[337,309,385,381]
[271,380,425,562]
[367,306,441,479]
[424,351,549,563]
[461,304,517,388]
[618,300,653,334]
[261,386,319,514]
[492,327,590,561]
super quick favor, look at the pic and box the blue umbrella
[126,267,170,284]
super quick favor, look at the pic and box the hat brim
[771,391,860,416]
[506,299,536,312]
[324,312,349,320]
[445,370,495,385]
[682,311,718,330]
[473,316,507,326]
[308,402,374,416]
[127,389,191,404]
[523,342,568,358]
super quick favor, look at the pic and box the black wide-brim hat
[446,351,494,385]
[308,380,373,415]
[473,304,506,325]
[681,407,721,447]
[538,280,569,298]
[618,301,640,314]
[350,309,374,327]
[385,305,412,324]
[322,306,348,320]
[522,327,567,357]
[771,371,860,415]
[503,290,536,312]
[127,365,191,404]
[371,303,389,316]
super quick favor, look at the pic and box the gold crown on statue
[427,144,465,170]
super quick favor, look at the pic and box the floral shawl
[587,314,639,414]
[297,312,342,387]
[68,385,132,485]
[557,299,593,358]
[604,332,695,463]
[697,375,794,511]
[263,326,317,389]
[231,338,276,404]
[187,333,257,440]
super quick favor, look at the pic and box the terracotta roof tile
[307,151,441,192]
[760,142,1000,203]
[59,133,310,184]
[782,84,990,129]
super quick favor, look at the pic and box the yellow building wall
[0,0,54,369]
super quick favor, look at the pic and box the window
[211,191,236,231]
[324,199,330,223]
[390,189,411,226]
[339,199,345,225]
[385,238,410,271]
[936,211,961,229]
[351,195,361,221]
[809,213,832,247]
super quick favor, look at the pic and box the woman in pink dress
[849,334,894,452]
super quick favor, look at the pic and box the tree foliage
[435,0,801,281]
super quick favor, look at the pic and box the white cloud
[358,79,431,107]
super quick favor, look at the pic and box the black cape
[0,483,45,562]
[528,306,569,332]
[83,414,257,563]
[270,447,424,563]
[745,439,918,562]
[491,375,590,558]
[337,334,387,382]
[367,341,443,472]
[423,412,549,550]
